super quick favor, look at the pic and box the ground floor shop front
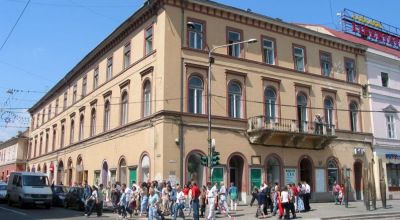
[374,148,400,200]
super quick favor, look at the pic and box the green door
[129,168,137,185]
[250,168,262,191]
[211,167,224,186]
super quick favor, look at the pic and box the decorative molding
[103,90,112,98]
[294,82,312,89]
[321,88,337,94]
[225,69,247,77]
[185,62,208,70]
[140,66,154,77]
[79,106,86,112]
[261,76,281,83]
[69,112,76,118]
[119,79,131,89]
[90,99,98,106]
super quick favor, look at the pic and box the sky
[0,0,399,141]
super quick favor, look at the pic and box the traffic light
[211,149,220,166]
[200,156,208,167]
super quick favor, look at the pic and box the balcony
[247,116,337,149]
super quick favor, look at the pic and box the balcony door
[297,93,308,132]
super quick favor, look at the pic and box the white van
[6,172,52,208]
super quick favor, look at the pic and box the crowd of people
[250,181,312,219]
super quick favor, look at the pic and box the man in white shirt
[303,181,311,211]
[218,181,229,214]
[207,182,218,220]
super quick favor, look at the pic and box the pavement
[0,200,399,220]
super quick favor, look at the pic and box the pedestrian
[207,182,218,220]
[118,184,128,220]
[288,184,296,219]
[256,187,267,218]
[129,185,139,216]
[272,183,279,216]
[161,182,170,215]
[332,181,340,205]
[281,186,290,220]
[339,184,345,205]
[250,187,259,207]
[191,181,201,220]
[84,185,93,216]
[173,185,185,220]
[218,181,229,215]
[188,183,193,216]
[148,187,162,220]
[199,185,207,218]
[86,185,99,217]
[228,182,238,212]
[183,184,190,211]
[83,180,92,201]
[140,183,149,217]
[169,184,177,215]
[303,181,311,211]
[111,184,120,213]
[290,183,299,212]
[296,183,305,212]
[97,184,104,217]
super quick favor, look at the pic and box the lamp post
[206,39,257,182]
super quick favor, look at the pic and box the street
[0,200,400,220]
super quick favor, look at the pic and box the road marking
[0,207,28,216]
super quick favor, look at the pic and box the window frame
[293,44,307,72]
[60,125,65,148]
[79,114,84,141]
[386,114,396,139]
[188,75,205,114]
[82,75,87,97]
[104,101,111,132]
[264,86,277,122]
[123,43,131,69]
[70,119,75,144]
[187,18,206,50]
[145,25,153,55]
[320,51,332,77]
[324,96,335,127]
[142,80,152,117]
[93,67,99,89]
[63,92,68,110]
[90,108,96,137]
[345,57,356,83]
[349,101,359,132]
[120,91,129,125]
[227,80,243,119]
[381,72,389,87]
[72,84,77,104]
[261,36,277,65]
[226,27,243,58]
[106,57,113,81]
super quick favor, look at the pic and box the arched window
[297,93,308,132]
[228,82,242,118]
[70,120,75,144]
[79,114,84,141]
[52,129,56,151]
[141,155,150,182]
[327,159,339,191]
[266,156,281,185]
[119,158,127,185]
[324,97,334,127]
[90,108,96,137]
[188,76,204,114]
[265,87,277,122]
[143,81,151,117]
[60,125,65,148]
[45,133,49,154]
[121,92,129,125]
[104,101,110,131]
[350,101,358,132]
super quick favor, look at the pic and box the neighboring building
[27,0,373,202]
[0,131,29,182]
[303,12,400,200]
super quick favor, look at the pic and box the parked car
[51,185,68,207]
[64,187,84,211]
[0,182,7,202]
[6,172,52,209]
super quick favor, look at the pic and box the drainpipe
[179,0,186,186]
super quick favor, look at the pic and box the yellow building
[27,0,374,202]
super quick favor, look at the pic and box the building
[0,131,29,182]
[27,0,373,202]
[303,11,400,200]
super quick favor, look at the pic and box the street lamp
[206,38,257,182]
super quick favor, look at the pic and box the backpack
[230,187,238,200]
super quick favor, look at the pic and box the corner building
[27,0,373,202]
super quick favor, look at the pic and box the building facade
[0,131,28,182]
[27,0,373,202]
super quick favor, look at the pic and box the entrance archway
[265,154,282,185]
[101,161,109,186]
[140,154,150,183]
[354,161,363,200]
[67,158,73,186]
[228,154,247,201]
[57,160,64,185]
[186,151,206,186]
[299,156,313,190]
[76,156,84,185]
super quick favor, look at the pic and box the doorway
[187,152,206,186]
[354,161,363,200]
[300,157,313,189]
[297,93,308,132]
[101,161,109,186]
[229,155,245,198]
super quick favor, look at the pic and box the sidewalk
[114,200,400,220]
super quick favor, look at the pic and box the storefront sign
[284,168,297,185]
[386,154,400,160]
[342,9,400,51]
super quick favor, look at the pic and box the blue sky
[0,0,398,141]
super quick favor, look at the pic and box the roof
[300,24,400,58]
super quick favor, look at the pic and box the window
[124,43,131,69]
[324,97,334,127]
[106,57,113,81]
[293,46,305,72]
[90,108,96,137]
[52,129,56,151]
[70,120,75,144]
[145,26,153,55]
[60,125,65,148]
[104,101,110,131]
[349,101,358,132]
[345,59,356,83]
[55,99,59,115]
[93,67,99,89]
[36,114,39,128]
[327,159,339,191]
[387,163,400,190]
[121,92,129,125]
[34,139,37,158]
[31,116,35,130]
[45,133,49,154]
[228,82,242,118]
[39,136,43,156]
[79,115,84,141]
[386,114,396,139]
[188,21,204,50]
[48,104,52,119]
[381,72,389,87]
[188,76,204,114]
[265,87,276,122]
[320,52,332,77]
[63,92,68,110]
[143,81,151,117]
[263,38,275,65]
[228,31,241,57]
[297,93,308,132]
[72,84,77,103]
[82,76,87,97]
[42,109,45,124]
